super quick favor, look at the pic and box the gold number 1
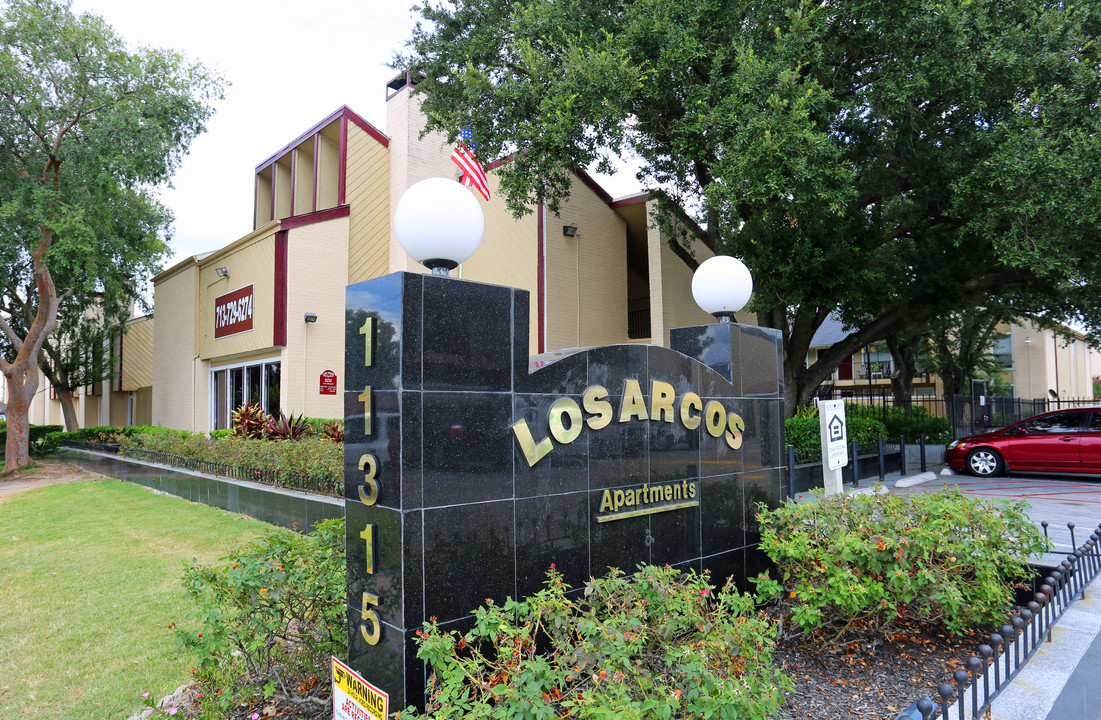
[359,317,374,367]
[358,386,372,436]
[360,523,376,574]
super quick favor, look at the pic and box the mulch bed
[219,620,984,720]
[773,618,987,720]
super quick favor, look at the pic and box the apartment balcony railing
[847,361,930,381]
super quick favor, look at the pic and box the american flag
[451,130,490,201]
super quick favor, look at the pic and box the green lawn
[0,478,269,719]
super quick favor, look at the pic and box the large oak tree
[395,0,1101,414]
[0,0,224,471]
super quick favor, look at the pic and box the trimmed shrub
[180,519,346,708]
[0,424,64,456]
[117,432,343,495]
[785,407,887,458]
[753,488,1050,638]
[405,564,789,720]
[881,406,952,444]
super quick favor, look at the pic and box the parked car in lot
[947,408,1101,477]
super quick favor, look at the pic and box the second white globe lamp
[691,255,753,322]
[394,177,485,276]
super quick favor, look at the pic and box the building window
[265,363,281,418]
[211,358,281,431]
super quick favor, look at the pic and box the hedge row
[785,404,952,458]
[117,431,343,491]
[0,424,64,456]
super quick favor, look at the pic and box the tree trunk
[0,229,62,472]
[885,334,916,417]
[57,389,79,431]
[39,361,80,431]
[2,364,38,473]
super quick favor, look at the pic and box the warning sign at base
[332,657,388,720]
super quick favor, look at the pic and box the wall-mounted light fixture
[563,223,579,237]
[214,267,230,279]
[1025,337,1031,345]
[304,312,318,324]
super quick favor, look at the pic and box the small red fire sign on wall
[320,370,338,395]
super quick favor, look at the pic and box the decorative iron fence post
[851,439,860,487]
[787,444,796,498]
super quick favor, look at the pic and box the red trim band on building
[280,204,350,230]
[255,106,387,173]
[537,203,545,354]
[273,232,288,346]
[338,115,348,206]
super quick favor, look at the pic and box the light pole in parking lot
[1024,336,1032,398]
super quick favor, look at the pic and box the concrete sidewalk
[806,468,1101,719]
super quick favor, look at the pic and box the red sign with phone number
[320,370,338,394]
[214,284,254,339]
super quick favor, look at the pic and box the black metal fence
[787,437,907,495]
[896,522,1101,720]
[831,394,1098,440]
[64,440,340,496]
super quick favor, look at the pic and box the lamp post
[394,177,485,276]
[690,255,753,321]
[1024,336,1032,398]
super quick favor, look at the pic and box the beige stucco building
[148,77,723,432]
[1007,321,1097,401]
[20,313,154,429]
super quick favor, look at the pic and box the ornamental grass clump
[753,488,1050,639]
[403,564,789,720]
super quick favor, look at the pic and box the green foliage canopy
[0,0,224,466]
[396,0,1101,411]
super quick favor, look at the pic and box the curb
[894,471,938,488]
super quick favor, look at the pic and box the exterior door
[838,357,853,381]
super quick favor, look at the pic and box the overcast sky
[69,0,641,277]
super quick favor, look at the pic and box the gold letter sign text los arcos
[511,380,745,467]
[511,379,745,523]
[358,317,381,646]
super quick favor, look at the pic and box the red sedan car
[947,408,1101,477]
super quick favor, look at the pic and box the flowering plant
[753,488,1050,637]
[403,564,788,719]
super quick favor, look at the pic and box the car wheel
[965,448,1003,477]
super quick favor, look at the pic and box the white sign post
[818,400,848,496]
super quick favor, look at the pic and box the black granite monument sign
[344,272,786,708]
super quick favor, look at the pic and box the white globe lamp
[394,177,485,276]
[691,255,753,322]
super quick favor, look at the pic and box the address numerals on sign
[361,591,381,645]
[358,316,383,646]
[359,317,374,368]
[358,454,379,505]
[360,523,376,574]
